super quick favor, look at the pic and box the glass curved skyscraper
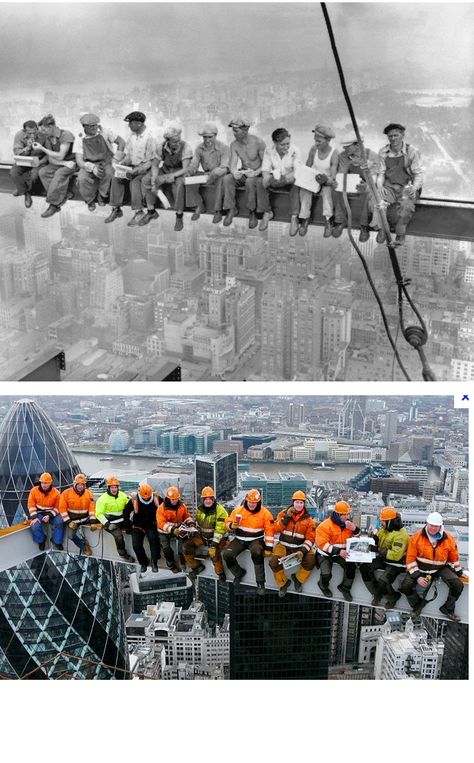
[0,398,130,680]
[0,398,81,527]
[0,553,129,679]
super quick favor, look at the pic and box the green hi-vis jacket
[95,490,130,525]
[377,526,410,567]
[195,503,228,545]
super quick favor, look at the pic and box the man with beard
[156,486,191,573]
[95,476,135,563]
[59,473,96,556]
[181,486,229,582]
[126,483,162,573]
[27,472,63,551]
[222,489,274,595]
[270,490,317,597]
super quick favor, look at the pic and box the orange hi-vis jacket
[156,501,191,534]
[27,485,61,520]
[275,509,316,552]
[406,527,463,577]
[59,487,96,524]
[226,505,275,550]
[316,516,358,556]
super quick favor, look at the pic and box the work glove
[208,546,217,560]
[42,515,50,524]
[173,528,181,538]
[264,550,272,558]
[295,550,304,561]
[30,517,41,526]
[89,523,102,531]
[69,521,78,531]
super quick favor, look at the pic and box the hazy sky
[0,2,473,88]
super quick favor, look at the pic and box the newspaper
[346,536,376,563]
[294,164,321,193]
[13,155,39,168]
[184,174,209,185]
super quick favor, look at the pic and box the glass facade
[196,576,230,628]
[230,586,332,680]
[195,453,238,502]
[0,554,129,679]
[0,398,81,527]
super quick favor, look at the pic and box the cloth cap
[80,113,100,126]
[228,117,251,128]
[341,131,364,146]
[312,124,335,139]
[384,123,405,134]
[198,122,218,136]
[39,114,55,127]
[124,111,146,123]
[163,123,182,139]
[426,512,443,527]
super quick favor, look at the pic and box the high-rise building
[381,410,398,446]
[129,571,194,612]
[229,587,332,679]
[0,554,130,679]
[0,398,81,527]
[374,618,444,680]
[195,452,238,501]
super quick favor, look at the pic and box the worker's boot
[318,578,333,598]
[337,578,354,602]
[278,579,291,598]
[188,562,205,580]
[291,573,303,593]
[359,225,370,243]
[439,605,460,622]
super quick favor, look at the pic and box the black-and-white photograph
[0,2,473,382]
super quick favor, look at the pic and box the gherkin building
[0,553,129,679]
[0,398,81,527]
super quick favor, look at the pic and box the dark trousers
[10,165,40,194]
[400,566,463,613]
[359,556,404,597]
[142,171,186,213]
[38,163,76,206]
[223,174,258,212]
[185,173,226,213]
[256,178,300,216]
[132,526,161,566]
[222,537,266,584]
[109,172,147,210]
[159,532,180,568]
[333,190,371,226]
[77,163,114,203]
[319,554,357,590]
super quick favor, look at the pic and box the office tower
[230,587,332,679]
[0,554,129,679]
[0,398,81,527]
[129,571,194,612]
[195,452,238,501]
[382,410,398,446]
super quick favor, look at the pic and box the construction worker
[105,111,156,226]
[359,506,409,608]
[315,500,360,601]
[95,477,135,563]
[32,114,76,218]
[332,132,380,241]
[182,486,229,583]
[185,122,230,223]
[257,127,301,234]
[156,486,191,573]
[127,483,162,573]
[222,117,266,229]
[27,472,63,551]
[10,120,46,208]
[59,473,95,557]
[298,124,338,237]
[222,489,274,595]
[270,490,317,597]
[376,122,424,244]
[141,123,193,231]
[74,113,126,211]
[400,512,465,621]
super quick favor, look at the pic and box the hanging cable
[320,2,436,381]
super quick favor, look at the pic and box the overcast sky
[0,2,473,89]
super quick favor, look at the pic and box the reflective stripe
[304,541,312,551]
[163,522,175,533]
[417,557,446,567]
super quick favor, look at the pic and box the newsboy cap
[383,123,405,134]
[228,117,251,128]
[163,123,183,139]
[198,122,218,136]
[341,131,364,146]
[124,111,146,123]
[80,113,100,126]
[312,124,335,139]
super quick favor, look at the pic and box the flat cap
[80,113,100,126]
[163,123,183,139]
[312,124,335,139]
[228,117,251,128]
[124,111,146,123]
[341,131,364,146]
[383,122,405,134]
[198,121,218,136]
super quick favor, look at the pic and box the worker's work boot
[223,208,237,227]
[259,211,273,231]
[317,580,332,597]
[289,215,299,237]
[332,223,344,238]
[299,219,309,237]
[212,211,223,224]
[188,562,205,580]
[439,605,460,622]
[104,207,123,223]
[232,566,246,585]
[337,583,353,602]
[291,573,303,593]
[376,228,386,244]
[127,210,145,227]
[256,583,266,596]
[278,579,291,598]
[248,210,258,229]
[359,226,370,242]
[323,219,333,238]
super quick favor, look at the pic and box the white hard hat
[426,512,443,526]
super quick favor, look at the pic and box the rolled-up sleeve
[408,146,424,189]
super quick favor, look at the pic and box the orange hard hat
[106,476,120,486]
[39,472,53,483]
[73,473,87,485]
[246,489,261,503]
[334,500,351,514]
[166,486,181,501]
[380,506,397,521]
[139,484,153,500]
[201,486,215,498]
[292,490,307,501]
